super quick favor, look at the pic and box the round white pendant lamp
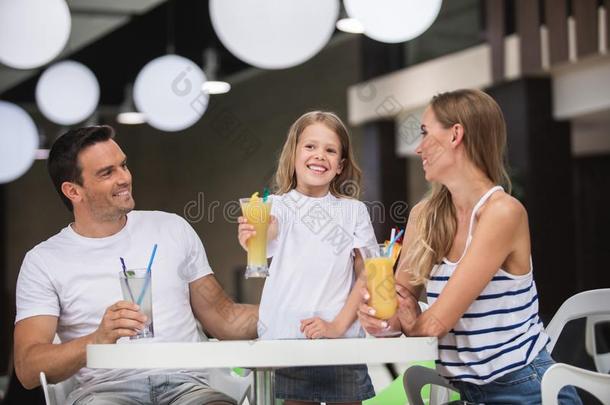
[0,101,39,183]
[0,0,71,69]
[344,0,442,43]
[210,0,339,70]
[134,54,207,132]
[35,61,100,125]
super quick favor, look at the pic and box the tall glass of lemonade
[360,244,400,337]
[240,193,272,278]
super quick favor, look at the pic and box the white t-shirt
[258,190,377,340]
[15,210,213,391]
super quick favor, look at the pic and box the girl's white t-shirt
[258,190,377,340]
[15,210,213,389]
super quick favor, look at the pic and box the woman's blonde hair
[406,89,512,285]
[273,111,362,198]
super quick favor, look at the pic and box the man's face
[75,139,135,221]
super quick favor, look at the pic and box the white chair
[541,363,610,405]
[40,371,77,405]
[403,365,460,405]
[585,314,610,374]
[546,288,610,354]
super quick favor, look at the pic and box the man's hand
[300,317,342,339]
[92,301,147,344]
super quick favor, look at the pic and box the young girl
[358,89,582,404]
[238,111,376,405]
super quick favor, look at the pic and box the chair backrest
[403,365,459,405]
[546,289,610,353]
[40,371,77,405]
[541,363,610,405]
[585,314,610,374]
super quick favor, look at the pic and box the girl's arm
[404,196,527,337]
[301,250,366,339]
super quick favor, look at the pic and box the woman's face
[416,106,456,182]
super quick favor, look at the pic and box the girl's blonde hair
[274,111,362,199]
[406,89,512,285]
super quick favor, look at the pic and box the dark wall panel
[573,155,610,290]
[516,0,542,73]
[544,0,569,64]
[486,0,506,81]
[573,0,599,58]
[487,78,576,317]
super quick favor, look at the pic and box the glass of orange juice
[240,193,272,278]
[360,244,400,337]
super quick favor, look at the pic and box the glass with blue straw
[118,244,157,339]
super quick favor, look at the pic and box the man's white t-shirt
[15,210,213,391]
[258,190,377,340]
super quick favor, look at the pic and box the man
[14,125,257,405]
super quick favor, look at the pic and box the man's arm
[190,275,258,340]
[14,301,145,389]
[14,316,89,389]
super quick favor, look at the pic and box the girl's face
[294,123,344,197]
[416,106,456,182]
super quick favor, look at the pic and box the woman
[358,89,581,404]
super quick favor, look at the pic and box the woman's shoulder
[478,190,527,225]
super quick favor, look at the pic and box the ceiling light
[336,18,364,34]
[117,112,147,125]
[202,81,231,95]
[134,54,208,132]
[344,0,442,43]
[210,0,339,69]
[0,0,71,69]
[0,101,38,183]
[116,84,146,125]
[36,60,100,125]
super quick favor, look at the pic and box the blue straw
[385,229,404,257]
[120,257,136,302]
[137,244,157,306]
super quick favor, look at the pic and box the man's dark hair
[47,125,116,212]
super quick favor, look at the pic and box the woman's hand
[395,284,422,335]
[356,287,401,336]
[300,317,343,339]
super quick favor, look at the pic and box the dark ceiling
[1,0,250,105]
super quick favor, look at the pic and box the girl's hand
[237,216,255,251]
[395,284,422,335]
[237,215,277,251]
[300,317,342,339]
[357,287,400,336]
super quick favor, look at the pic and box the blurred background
[0,0,609,402]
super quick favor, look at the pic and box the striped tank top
[426,186,549,384]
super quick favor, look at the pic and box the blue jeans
[451,349,582,405]
[70,374,236,405]
[275,365,375,402]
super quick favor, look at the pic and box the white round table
[87,337,438,404]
